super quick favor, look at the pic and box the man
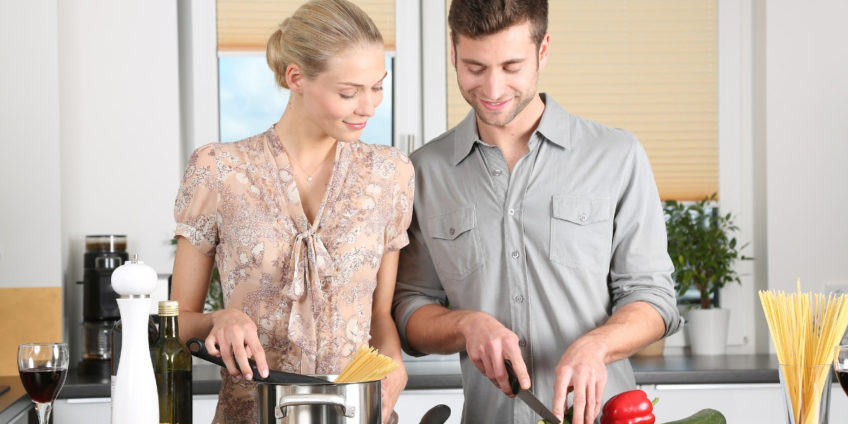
[392,1,682,423]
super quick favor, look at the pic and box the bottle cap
[110,254,157,296]
[158,300,179,316]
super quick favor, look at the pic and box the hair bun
[277,18,291,35]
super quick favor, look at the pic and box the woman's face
[299,44,386,142]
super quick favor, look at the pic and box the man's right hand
[459,312,531,396]
[205,308,269,381]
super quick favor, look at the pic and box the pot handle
[276,393,356,419]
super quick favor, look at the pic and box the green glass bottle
[151,300,192,423]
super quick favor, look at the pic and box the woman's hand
[380,364,407,424]
[205,308,269,381]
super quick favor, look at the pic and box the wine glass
[18,343,69,424]
[834,345,848,398]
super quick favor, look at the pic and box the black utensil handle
[419,404,451,424]
[504,359,520,396]
[186,337,266,380]
[187,337,226,368]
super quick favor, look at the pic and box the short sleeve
[174,144,219,256]
[384,151,415,252]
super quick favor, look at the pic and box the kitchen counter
[0,376,32,423]
[55,354,783,400]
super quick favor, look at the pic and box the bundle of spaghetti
[334,345,398,383]
[759,279,848,423]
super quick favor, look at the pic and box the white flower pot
[687,308,730,355]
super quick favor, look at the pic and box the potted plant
[664,193,750,355]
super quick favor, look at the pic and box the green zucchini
[662,408,726,424]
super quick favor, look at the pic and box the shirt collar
[451,93,573,166]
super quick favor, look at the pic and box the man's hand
[551,337,608,424]
[459,312,530,395]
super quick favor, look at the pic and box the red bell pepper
[600,389,657,424]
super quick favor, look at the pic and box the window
[444,0,719,202]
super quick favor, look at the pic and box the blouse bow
[284,228,336,370]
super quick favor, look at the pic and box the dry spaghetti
[334,345,398,383]
[759,279,848,424]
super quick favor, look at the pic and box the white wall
[0,0,63,288]
[56,1,183,359]
[58,1,182,277]
[764,0,848,293]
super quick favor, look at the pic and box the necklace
[287,145,335,183]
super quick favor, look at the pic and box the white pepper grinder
[110,254,159,424]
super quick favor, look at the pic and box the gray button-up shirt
[393,94,682,424]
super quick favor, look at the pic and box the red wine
[838,370,848,396]
[19,367,67,403]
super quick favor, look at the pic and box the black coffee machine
[77,235,128,363]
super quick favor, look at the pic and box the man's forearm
[405,304,481,354]
[572,301,666,364]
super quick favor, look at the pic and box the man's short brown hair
[448,0,548,47]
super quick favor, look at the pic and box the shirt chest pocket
[426,207,483,281]
[550,195,613,271]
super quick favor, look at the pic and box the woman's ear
[285,63,304,93]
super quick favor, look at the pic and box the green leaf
[663,193,752,306]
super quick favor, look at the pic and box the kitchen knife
[504,360,561,424]
[187,338,329,385]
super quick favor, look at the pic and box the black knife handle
[186,337,266,382]
[504,359,520,395]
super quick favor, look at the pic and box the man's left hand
[551,337,608,424]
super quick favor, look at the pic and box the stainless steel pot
[257,375,381,424]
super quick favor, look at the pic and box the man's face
[452,21,549,127]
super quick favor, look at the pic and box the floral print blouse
[174,127,414,422]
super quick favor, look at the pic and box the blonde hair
[266,0,383,89]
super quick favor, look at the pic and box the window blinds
[216,0,395,51]
[446,0,718,201]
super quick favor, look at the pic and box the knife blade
[505,360,561,424]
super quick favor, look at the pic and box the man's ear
[285,63,304,93]
[538,32,551,71]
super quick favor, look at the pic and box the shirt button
[578,213,588,222]
[511,251,520,260]
[493,169,503,177]
[508,208,515,216]
[518,339,527,347]
[514,294,524,303]
[449,228,455,236]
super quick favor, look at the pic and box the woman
[171,1,412,422]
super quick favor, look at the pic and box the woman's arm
[370,250,408,424]
[171,237,215,340]
[171,236,269,381]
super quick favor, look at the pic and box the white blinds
[446,0,718,201]
[216,0,395,50]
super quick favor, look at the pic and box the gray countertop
[0,376,32,423]
[52,353,783,400]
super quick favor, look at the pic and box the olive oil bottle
[151,300,192,423]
